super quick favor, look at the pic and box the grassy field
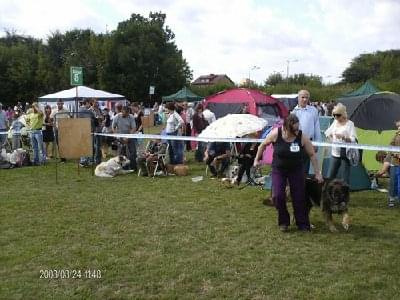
[1,151,400,300]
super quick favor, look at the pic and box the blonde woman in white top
[324,103,357,184]
[165,102,185,164]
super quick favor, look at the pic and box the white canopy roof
[271,94,298,99]
[38,86,125,102]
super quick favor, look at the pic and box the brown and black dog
[321,179,351,232]
[305,177,351,232]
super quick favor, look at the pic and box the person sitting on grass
[204,141,231,178]
[375,151,390,178]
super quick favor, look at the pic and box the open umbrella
[198,114,267,138]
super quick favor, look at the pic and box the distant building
[192,74,235,87]
[239,78,255,87]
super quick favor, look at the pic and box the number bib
[290,142,300,152]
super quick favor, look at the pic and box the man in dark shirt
[112,106,137,171]
[78,99,95,167]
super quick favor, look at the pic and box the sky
[0,0,399,85]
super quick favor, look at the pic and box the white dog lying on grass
[95,155,133,178]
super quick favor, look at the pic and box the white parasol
[198,114,267,138]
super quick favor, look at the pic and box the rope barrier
[2,130,399,153]
[94,132,400,153]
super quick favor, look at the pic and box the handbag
[346,147,360,166]
[340,137,361,166]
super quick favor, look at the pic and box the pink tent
[204,88,288,120]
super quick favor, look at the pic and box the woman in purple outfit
[254,114,323,232]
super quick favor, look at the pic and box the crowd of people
[308,100,337,117]
[0,98,216,169]
[2,89,397,228]
[0,99,151,167]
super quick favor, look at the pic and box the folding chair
[147,143,169,177]
[138,141,169,177]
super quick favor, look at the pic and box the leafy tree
[264,72,284,86]
[102,12,192,104]
[0,12,192,107]
[342,50,400,83]
[0,32,41,105]
[44,29,101,89]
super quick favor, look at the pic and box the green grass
[1,153,400,299]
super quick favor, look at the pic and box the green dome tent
[162,87,204,102]
[342,81,380,98]
[338,82,400,171]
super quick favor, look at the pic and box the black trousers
[237,157,253,182]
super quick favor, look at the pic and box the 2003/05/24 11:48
[39,269,102,279]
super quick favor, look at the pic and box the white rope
[94,132,400,153]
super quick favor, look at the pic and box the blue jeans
[93,134,102,165]
[118,139,137,170]
[389,166,400,198]
[328,156,350,185]
[30,130,44,164]
[167,131,184,164]
[0,129,6,149]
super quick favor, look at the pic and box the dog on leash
[304,177,351,232]
[95,155,133,178]
[322,179,351,232]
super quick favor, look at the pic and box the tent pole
[75,86,78,118]
[91,132,95,176]
[55,144,58,184]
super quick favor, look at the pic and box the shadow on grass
[347,223,399,240]
[309,219,399,240]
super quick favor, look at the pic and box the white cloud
[0,0,399,85]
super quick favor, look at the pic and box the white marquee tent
[38,86,126,111]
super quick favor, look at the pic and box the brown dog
[322,179,351,232]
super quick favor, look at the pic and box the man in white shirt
[165,102,185,164]
[203,108,216,124]
[292,90,321,173]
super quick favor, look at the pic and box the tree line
[0,12,191,107]
[260,49,400,100]
[1,10,399,106]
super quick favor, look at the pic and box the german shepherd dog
[304,177,351,232]
[322,179,351,232]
